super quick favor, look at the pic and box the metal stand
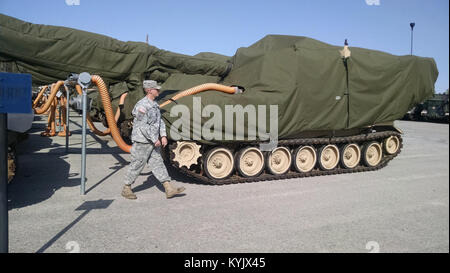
[80,88,87,195]
[77,72,91,196]
[0,114,8,253]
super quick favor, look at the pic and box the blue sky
[1,0,448,92]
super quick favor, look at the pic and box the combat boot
[162,181,185,199]
[121,184,137,200]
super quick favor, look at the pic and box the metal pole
[410,22,415,55]
[80,88,87,195]
[65,86,70,153]
[77,72,91,196]
[0,113,8,253]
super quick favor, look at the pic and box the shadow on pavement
[8,151,78,210]
[8,119,128,209]
[36,199,114,253]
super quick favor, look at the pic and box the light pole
[410,22,415,55]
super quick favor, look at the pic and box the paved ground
[7,115,449,253]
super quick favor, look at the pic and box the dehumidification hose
[33,85,48,108]
[74,85,111,136]
[115,92,128,121]
[159,83,237,108]
[91,75,131,153]
[34,81,64,114]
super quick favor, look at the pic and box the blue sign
[0,72,32,114]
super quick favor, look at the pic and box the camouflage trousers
[124,142,171,185]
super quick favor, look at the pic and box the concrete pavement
[7,115,449,253]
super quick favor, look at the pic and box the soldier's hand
[154,139,161,147]
[161,137,168,147]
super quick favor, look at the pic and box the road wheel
[293,146,316,173]
[204,147,234,180]
[362,141,383,167]
[383,136,400,155]
[266,147,291,175]
[318,144,340,171]
[236,147,265,177]
[340,143,361,169]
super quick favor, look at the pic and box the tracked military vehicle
[155,36,437,184]
[0,14,438,184]
[403,94,448,123]
[421,94,449,123]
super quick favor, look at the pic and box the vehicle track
[167,131,403,185]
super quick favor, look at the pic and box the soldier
[121,80,185,200]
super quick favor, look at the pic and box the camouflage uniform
[124,96,170,185]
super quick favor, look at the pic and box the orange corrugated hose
[34,81,64,114]
[40,100,53,137]
[73,85,128,136]
[33,85,48,108]
[40,96,58,137]
[39,95,58,137]
[115,92,128,121]
[57,96,71,137]
[50,96,57,136]
[159,83,236,108]
[91,75,131,153]
[74,85,111,136]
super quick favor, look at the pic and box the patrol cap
[143,80,161,90]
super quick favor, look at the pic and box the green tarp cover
[0,14,230,89]
[0,14,438,142]
[160,35,437,141]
